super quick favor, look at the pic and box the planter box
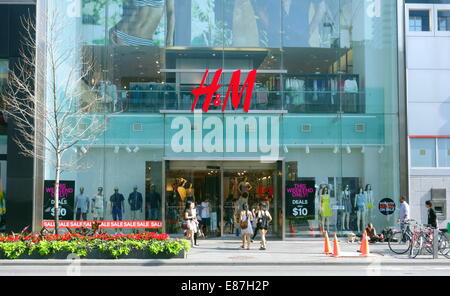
[0,249,187,260]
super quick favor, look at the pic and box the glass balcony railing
[85,89,370,114]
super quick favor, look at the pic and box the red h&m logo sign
[191,69,257,113]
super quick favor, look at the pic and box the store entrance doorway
[164,160,282,238]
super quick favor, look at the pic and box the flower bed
[0,232,190,259]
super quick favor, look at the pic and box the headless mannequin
[320,187,331,233]
[365,184,374,222]
[312,184,326,233]
[128,186,143,221]
[340,185,351,231]
[354,187,366,233]
[92,187,104,221]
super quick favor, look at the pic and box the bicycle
[388,219,416,255]
[409,225,450,259]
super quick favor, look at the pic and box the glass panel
[438,10,450,31]
[0,59,8,92]
[165,163,221,237]
[438,138,450,167]
[410,138,436,167]
[42,0,400,238]
[409,9,431,31]
[0,59,8,136]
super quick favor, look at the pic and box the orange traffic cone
[360,231,370,256]
[332,233,341,257]
[323,231,332,255]
[289,223,297,238]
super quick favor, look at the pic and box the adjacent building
[0,0,36,232]
[406,0,450,229]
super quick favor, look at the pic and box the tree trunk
[53,155,61,235]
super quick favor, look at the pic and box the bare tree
[2,11,106,234]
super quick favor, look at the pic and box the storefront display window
[39,0,401,237]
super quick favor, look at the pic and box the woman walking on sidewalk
[240,203,254,250]
[183,200,199,247]
[255,202,272,250]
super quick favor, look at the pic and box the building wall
[0,4,36,233]
[406,2,450,228]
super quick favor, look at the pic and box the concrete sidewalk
[0,238,449,266]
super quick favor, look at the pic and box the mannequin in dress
[340,185,351,231]
[312,184,326,235]
[320,186,332,233]
[354,187,366,233]
[365,184,374,222]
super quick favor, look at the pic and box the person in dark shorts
[254,202,272,250]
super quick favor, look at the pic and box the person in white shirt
[201,199,211,237]
[398,196,410,231]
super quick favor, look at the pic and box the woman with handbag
[255,202,272,250]
[239,203,254,250]
[183,200,199,247]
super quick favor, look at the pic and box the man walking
[425,200,438,229]
[398,196,410,232]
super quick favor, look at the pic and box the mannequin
[128,185,143,221]
[110,187,125,221]
[365,184,374,221]
[320,186,332,233]
[354,187,366,233]
[185,180,195,200]
[238,177,252,195]
[91,187,105,221]
[312,184,326,235]
[231,177,240,199]
[75,187,90,221]
[177,178,187,201]
[340,185,351,231]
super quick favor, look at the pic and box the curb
[0,259,449,266]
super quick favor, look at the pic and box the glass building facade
[38,0,401,238]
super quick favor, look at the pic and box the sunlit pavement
[1,239,450,276]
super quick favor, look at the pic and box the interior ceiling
[85,46,350,84]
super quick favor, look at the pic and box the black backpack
[257,211,269,229]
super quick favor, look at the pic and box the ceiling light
[305,146,310,154]
[333,146,339,154]
[80,146,88,154]
[133,146,140,153]
[126,146,132,153]
[378,146,384,154]
[114,146,119,154]
[346,145,351,154]
[361,146,365,154]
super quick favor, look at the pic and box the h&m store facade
[30,0,407,238]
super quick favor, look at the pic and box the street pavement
[1,238,450,276]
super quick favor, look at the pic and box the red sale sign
[42,220,163,229]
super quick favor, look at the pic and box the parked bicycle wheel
[410,234,424,259]
[388,231,411,254]
[438,232,450,259]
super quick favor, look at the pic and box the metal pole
[433,228,439,259]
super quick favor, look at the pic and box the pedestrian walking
[425,200,438,229]
[239,203,254,250]
[398,196,410,232]
[183,200,199,247]
[255,202,272,250]
[251,203,261,242]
